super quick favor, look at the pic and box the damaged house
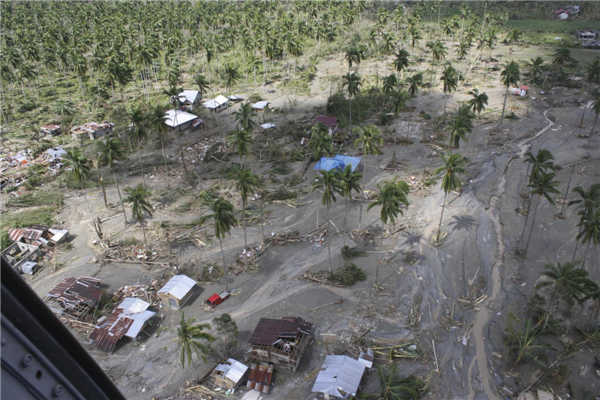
[311,355,366,399]
[40,124,63,137]
[2,242,41,274]
[70,121,115,140]
[247,317,313,373]
[209,358,249,390]
[45,277,102,319]
[89,298,156,353]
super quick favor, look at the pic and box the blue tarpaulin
[314,155,361,172]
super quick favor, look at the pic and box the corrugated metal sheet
[311,355,365,398]
[246,364,273,394]
[252,101,269,110]
[118,298,150,314]
[158,275,197,300]
[315,116,339,127]
[124,310,156,338]
[225,359,249,384]
[249,317,313,346]
[8,229,24,242]
[47,276,102,306]
[164,109,198,127]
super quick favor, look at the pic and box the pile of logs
[304,270,345,288]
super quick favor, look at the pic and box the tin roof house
[71,121,115,140]
[314,116,340,136]
[157,274,197,309]
[89,298,156,353]
[164,109,202,131]
[203,95,229,113]
[252,101,270,112]
[311,355,366,399]
[178,90,202,106]
[40,124,63,137]
[209,358,249,390]
[247,317,313,373]
[45,277,102,319]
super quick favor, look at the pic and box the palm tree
[440,65,458,115]
[576,209,600,270]
[200,198,238,292]
[226,129,253,165]
[336,164,362,236]
[383,74,398,96]
[342,72,361,135]
[446,106,474,148]
[391,88,409,116]
[507,319,552,369]
[227,165,260,250]
[148,104,171,189]
[193,74,210,99]
[522,171,561,255]
[223,64,240,96]
[311,169,342,271]
[233,103,258,131]
[65,149,101,240]
[123,184,153,248]
[165,312,215,382]
[499,60,520,128]
[393,48,410,79]
[367,363,428,399]
[586,88,600,150]
[535,261,594,329]
[96,136,128,224]
[527,56,544,85]
[467,89,489,117]
[433,151,469,242]
[354,125,383,229]
[308,122,334,161]
[367,179,409,285]
[569,184,600,261]
[127,106,148,187]
[425,40,447,92]
[552,43,573,87]
[406,72,423,97]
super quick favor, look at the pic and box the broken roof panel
[247,364,273,394]
[215,358,249,384]
[47,276,102,306]
[311,355,366,398]
[45,147,67,160]
[158,274,197,300]
[248,317,313,346]
[315,116,339,127]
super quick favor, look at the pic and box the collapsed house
[45,277,102,319]
[314,155,361,173]
[8,225,69,246]
[89,298,156,353]
[70,121,115,140]
[314,116,340,135]
[203,95,229,113]
[246,363,274,394]
[2,242,41,274]
[164,109,203,131]
[157,274,197,309]
[209,358,249,391]
[510,86,529,97]
[247,317,313,373]
[39,124,63,137]
[311,355,366,399]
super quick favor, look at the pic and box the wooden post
[100,175,108,208]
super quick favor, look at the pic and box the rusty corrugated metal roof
[246,364,273,394]
[47,276,102,306]
[8,229,24,242]
[248,317,313,346]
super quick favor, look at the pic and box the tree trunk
[406,109,412,139]
[499,85,509,128]
[582,240,592,270]
[558,165,575,217]
[587,113,598,149]
[436,192,448,242]
[219,237,229,291]
[81,182,101,241]
[572,227,581,263]
[242,200,247,249]
[113,169,128,224]
[349,96,352,135]
[327,206,332,272]
[137,138,147,188]
[100,175,108,208]
[524,195,540,255]
[358,155,367,230]
[141,220,148,249]
[159,134,170,189]
[579,108,586,127]
[519,190,535,248]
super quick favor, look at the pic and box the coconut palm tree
[165,312,215,382]
[507,319,553,369]
[311,169,342,271]
[308,122,334,161]
[222,64,240,96]
[535,261,595,329]
[383,74,398,96]
[394,48,410,79]
[367,179,409,285]
[193,74,210,99]
[440,64,458,115]
[552,43,573,87]
[65,149,101,240]
[576,209,600,270]
[200,198,238,291]
[406,72,423,97]
[233,103,258,131]
[446,105,474,148]
[391,88,409,116]
[336,164,362,236]
[354,125,383,229]
[123,184,153,248]
[586,88,600,150]
[342,72,361,135]
[367,363,428,399]
[522,171,561,255]
[499,61,520,128]
[569,184,600,260]
[127,105,149,187]
[96,136,128,224]
[227,165,260,250]
[433,151,469,242]
[226,129,253,165]
[467,89,489,117]
[527,56,544,85]
[148,104,171,189]
[425,40,447,92]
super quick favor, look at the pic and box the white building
[178,90,202,106]
[311,355,366,399]
[203,95,229,113]
[164,109,202,130]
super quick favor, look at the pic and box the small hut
[157,275,197,309]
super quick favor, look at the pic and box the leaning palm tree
[308,122,334,161]
[65,149,101,240]
[354,125,383,229]
[123,184,153,248]
[200,198,238,291]
[576,209,600,270]
[162,312,215,382]
[521,171,561,255]
[535,261,594,329]
[586,88,600,151]
[336,164,362,236]
[467,89,489,117]
[499,61,520,127]
[227,165,260,250]
[342,72,361,135]
[433,151,469,242]
[568,183,600,262]
[367,179,409,285]
[226,129,253,165]
[311,169,342,271]
[406,72,423,97]
[233,103,258,131]
[446,105,474,148]
[96,136,128,223]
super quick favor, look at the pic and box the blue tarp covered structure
[314,155,361,172]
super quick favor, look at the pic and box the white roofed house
[203,95,229,113]
[178,90,202,107]
[311,355,366,399]
[252,101,270,112]
[209,358,249,390]
[157,274,198,309]
[164,109,203,131]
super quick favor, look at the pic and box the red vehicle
[206,291,230,308]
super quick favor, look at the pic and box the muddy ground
[16,44,600,400]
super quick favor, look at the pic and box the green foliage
[6,189,64,208]
[1,230,12,251]
[0,207,56,230]
[117,237,142,247]
[341,245,367,260]
[330,263,366,286]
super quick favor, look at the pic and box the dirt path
[466,109,555,400]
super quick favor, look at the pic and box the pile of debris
[350,229,376,245]
[400,171,435,194]
[265,226,328,247]
[99,245,160,263]
[232,244,263,275]
[58,315,96,336]
[303,270,345,288]
[352,190,376,202]
[110,277,164,307]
